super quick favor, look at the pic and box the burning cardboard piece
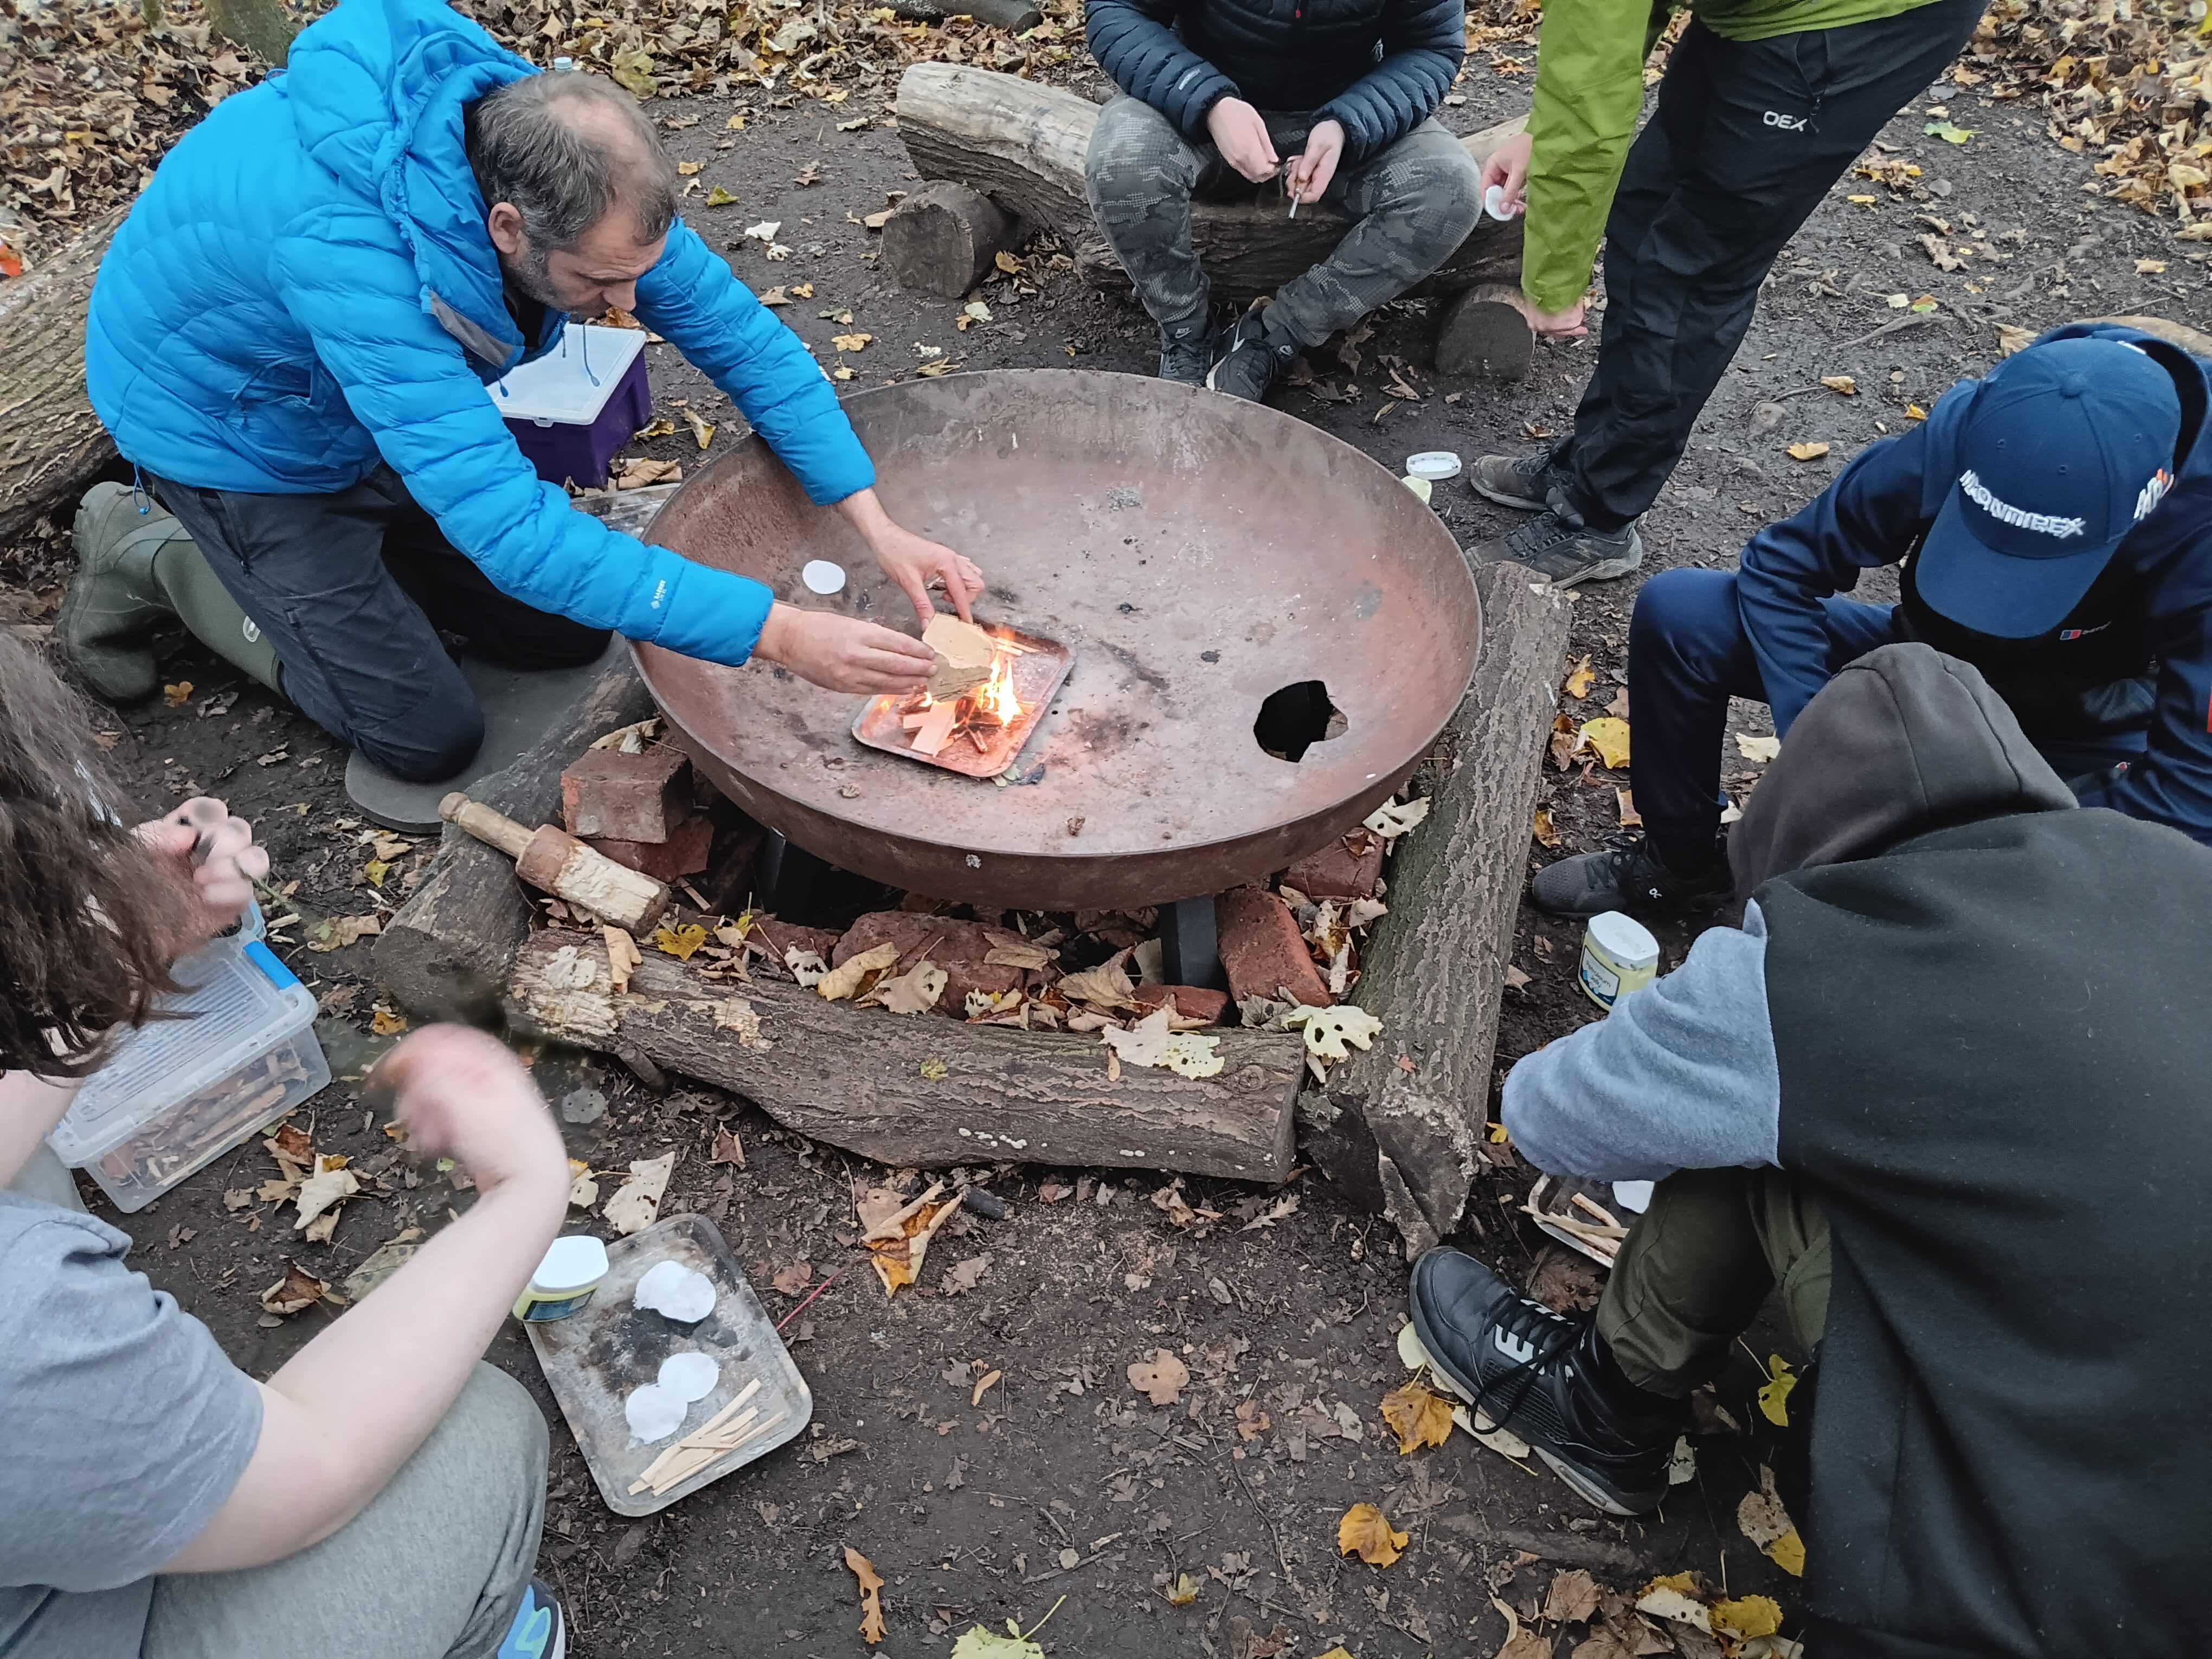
[924,614,996,702]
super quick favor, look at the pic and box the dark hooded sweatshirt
[1503,644,2212,1656]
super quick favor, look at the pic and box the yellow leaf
[654,923,708,961]
[1578,716,1631,770]
[676,160,702,175]
[1735,732,1781,763]
[1758,1354,1797,1426]
[1336,1502,1409,1567]
[819,942,900,1001]
[1846,192,1879,205]
[369,1007,408,1037]
[362,857,391,888]
[1786,441,1830,461]
[1488,1120,1510,1143]
[994,250,1022,274]
[1163,1572,1200,1606]
[845,1546,887,1645]
[1905,403,1928,421]
[1820,374,1856,395]
[1379,1380,1454,1455]
[792,282,815,298]
[1996,323,2035,357]
[1767,1527,1807,1576]
[704,185,737,207]
[1127,1347,1189,1406]
[2136,258,2168,275]
[725,112,747,130]
[832,365,855,381]
[681,407,715,451]
[1562,653,1595,699]
[831,332,873,352]
[1532,805,1562,849]
[1712,1596,1784,1639]
[163,681,194,707]
[919,1057,948,1081]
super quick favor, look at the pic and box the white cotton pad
[802,560,847,595]
[625,1382,686,1444]
[1482,183,1521,222]
[658,1351,720,1404]
[634,1260,717,1323]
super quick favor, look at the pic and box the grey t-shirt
[0,1191,262,1657]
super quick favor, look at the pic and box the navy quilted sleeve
[1086,0,1238,140]
[270,214,775,666]
[1313,0,1465,161]
[634,222,876,507]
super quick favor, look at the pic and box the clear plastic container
[48,937,329,1213]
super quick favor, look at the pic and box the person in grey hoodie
[1407,642,2212,1656]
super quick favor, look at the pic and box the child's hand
[136,797,268,942]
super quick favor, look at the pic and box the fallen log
[883,182,1015,298]
[1302,560,1573,1255]
[371,486,673,1023]
[0,212,123,543]
[889,0,1043,29]
[1434,283,1534,382]
[507,928,1303,1183]
[892,62,1528,302]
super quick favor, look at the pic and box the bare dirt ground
[5,37,2209,1659]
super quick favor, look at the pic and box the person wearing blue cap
[1532,324,2212,916]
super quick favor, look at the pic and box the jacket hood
[282,0,538,369]
[1729,642,2078,896]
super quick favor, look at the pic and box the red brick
[1282,828,1384,901]
[1133,983,1231,1025]
[833,912,1025,1008]
[750,915,841,978]
[1216,886,1332,1008]
[562,745,692,843]
[585,813,713,880]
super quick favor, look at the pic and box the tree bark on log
[890,0,1043,30]
[883,182,1014,298]
[0,213,123,544]
[892,63,1528,300]
[371,487,673,1023]
[507,929,1304,1182]
[1435,283,1534,381]
[1302,561,1572,1256]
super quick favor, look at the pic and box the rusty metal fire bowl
[638,370,1483,912]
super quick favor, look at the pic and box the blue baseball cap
[1916,336,2182,640]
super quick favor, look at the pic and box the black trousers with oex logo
[1547,0,1988,531]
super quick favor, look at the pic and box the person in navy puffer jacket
[65,0,983,784]
[1082,0,1481,400]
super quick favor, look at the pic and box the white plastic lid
[1586,910,1660,971]
[487,325,649,426]
[801,560,847,595]
[532,1235,610,1294]
[1405,451,1463,481]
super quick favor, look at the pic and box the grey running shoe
[1472,507,1644,588]
[1468,449,1554,512]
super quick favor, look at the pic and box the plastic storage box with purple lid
[488,323,653,488]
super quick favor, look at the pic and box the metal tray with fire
[850,622,1075,779]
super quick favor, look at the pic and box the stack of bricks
[560,744,715,883]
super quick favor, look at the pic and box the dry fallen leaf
[865,959,949,1014]
[1162,1572,1201,1606]
[1578,716,1632,770]
[1636,1574,1714,1633]
[1533,806,1563,850]
[1785,441,1830,462]
[1736,732,1782,763]
[845,1546,887,1645]
[654,922,708,961]
[294,1155,359,1239]
[606,925,644,994]
[831,332,874,353]
[1737,1465,1807,1577]
[863,1186,959,1295]
[260,1260,331,1317]
[1365,795,1431,839]
[1562,654,1596,699]
[1758,1354,1798,1425]
[1996,322,2035,357]
[819,942,901,1001]
[1379,1380,1454,1455]
[771,1261,812,1296]
[970,1368,1002,1407]
[1287,1003,1382,1062]
[1615,788,1642,829]
[1819,374,1857,396]
[1336,1502,1410,1567]
[1128,1347,1190,1407]
[305,914,382,953]
[1712,1596,1784,1639]
[1544,1567,1602,1625]
[603,1151,676,1236]
[163,680,194,707]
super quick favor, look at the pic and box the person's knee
[350,695,486,782]
[1387,144,1486,243]
[1630,568,1742,673]
[449,1364,551,1480]
[1085,98,1191,204]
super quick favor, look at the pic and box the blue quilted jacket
[1086,0,1464,160]
[84,0,874,666]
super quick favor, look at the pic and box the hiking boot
[1205,307,1300,402]
[1471,498,1644,589]
[496,1577,567,1659]
[1158,313,1217,386]
[1409,1248,1684,1517]
[1532,831,1731,917]
[57,483,191,704]
[1468,449,1554,512]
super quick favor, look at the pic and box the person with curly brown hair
[0,635,578,1658]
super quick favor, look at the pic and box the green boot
[57,483,281,702]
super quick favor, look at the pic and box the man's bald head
[466,70,679,318]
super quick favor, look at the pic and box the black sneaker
[1205,308,1299,402]
[1468,449,1554,512]
[1530,831,1731,917]
[1472,504,1644,588]
[1158,314,1216,386]
[1409,1249,1684,1516]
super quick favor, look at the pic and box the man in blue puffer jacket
[1527,323,2212,918]
[63,0,983,783]
[1083,0,1480,400]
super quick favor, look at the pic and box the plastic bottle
[1578,910,1658,1011]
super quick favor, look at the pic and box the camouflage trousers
[1083,95,1483,348]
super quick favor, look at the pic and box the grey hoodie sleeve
[1501,903,1781,1181]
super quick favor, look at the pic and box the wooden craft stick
[629,1379,764,1493]
[1570,1192,1624,1230]
[634,1411,789,1497]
